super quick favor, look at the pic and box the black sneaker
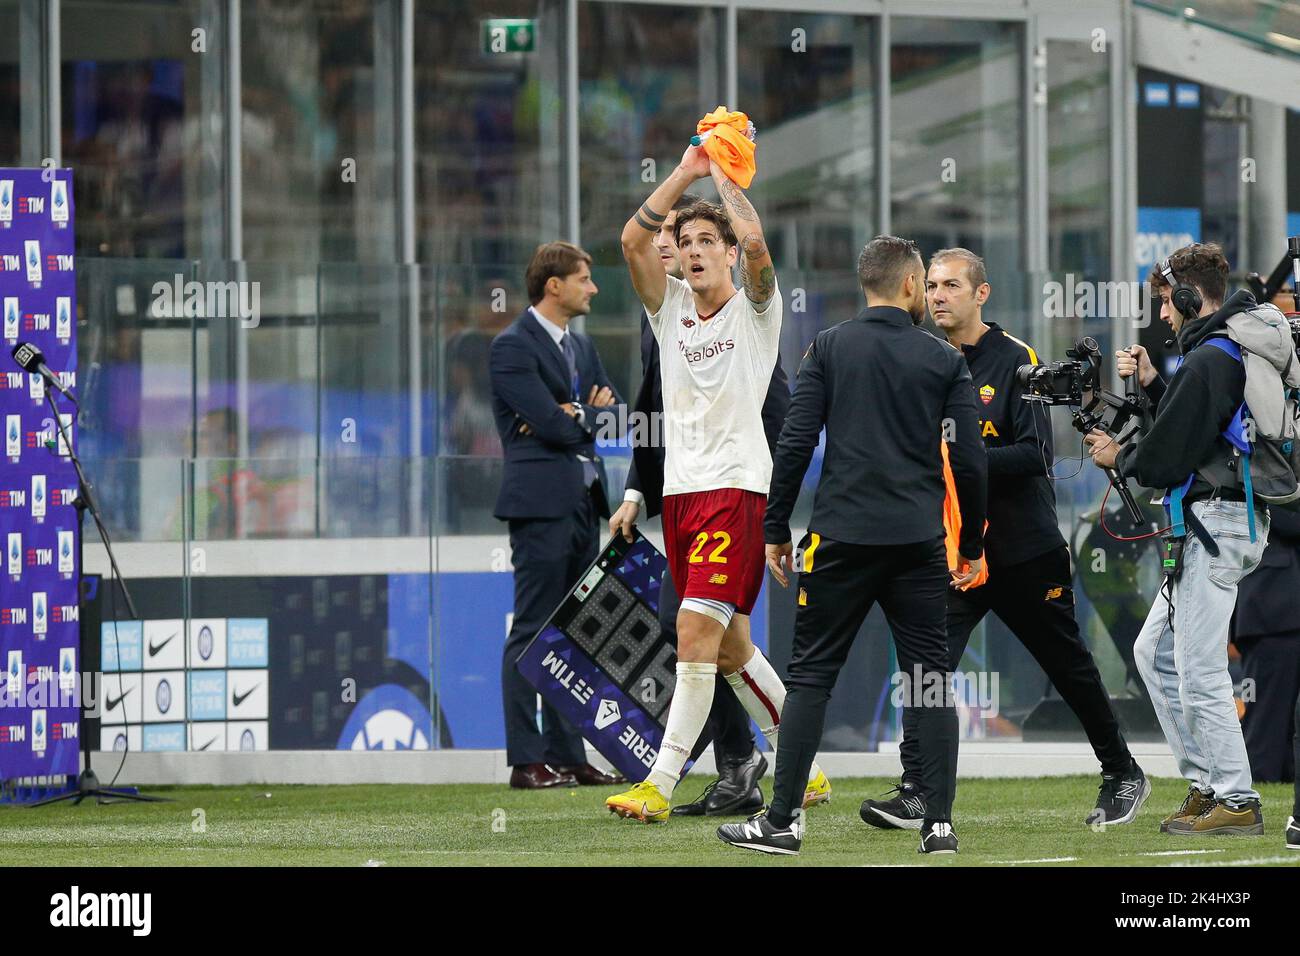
[1087,762,1151,828]
[1286,815,1299,850]
[717,807,804,855]
[860,781,926,831]
[918,820,958,854]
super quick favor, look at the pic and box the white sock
[725,648,823,785]
[646,662,717,799]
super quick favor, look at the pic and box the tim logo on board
[33,591,47,636]
[55,297,71,343]
[32,709,46,754]
[50,180,68,225]
[24,240,40,285]
[0,179,11,224]
[57,530,73,576]
[3,298,17,341]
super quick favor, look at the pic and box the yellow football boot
[605,780,671,823]
[802,769,832,809]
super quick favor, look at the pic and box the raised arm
[621,144,710,316]
[710,161,774,306]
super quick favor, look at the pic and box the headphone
[1159,256,1202,320]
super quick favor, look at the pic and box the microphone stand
[27,380,166,805]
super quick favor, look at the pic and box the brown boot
[1160,785,1214,833]
[1166,799,1264,836]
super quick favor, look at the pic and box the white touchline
[1136,849,1224,857]
[989,857,1078,865]
[1174,856,1300,867]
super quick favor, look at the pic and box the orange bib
[941,441,989,590]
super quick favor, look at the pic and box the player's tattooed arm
[633,203,665,233]
[740,235,775,303]
[711,162,775,307]
[622,157,702,315]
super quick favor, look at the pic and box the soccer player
[609,191,792,816]
[604,141,829,822]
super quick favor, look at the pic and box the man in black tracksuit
[718,235,987,856]
[608,193,790,816]
[865,248,1148,831]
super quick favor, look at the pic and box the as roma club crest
[979,384,995,406]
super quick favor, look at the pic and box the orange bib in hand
[696,108,756,188]
[941,441,989,590]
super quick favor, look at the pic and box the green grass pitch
[2,776,1297,866]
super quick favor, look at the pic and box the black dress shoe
[555,763,626,786]
[673,750,768,817]
[509,763,579,789]
[706,748,767,815]
[673,778,765,816]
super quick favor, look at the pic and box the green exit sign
[482,18,536,54]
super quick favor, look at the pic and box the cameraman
[865,248,1147,832]
[1086,242,1268,836]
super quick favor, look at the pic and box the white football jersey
[647,274,782,497]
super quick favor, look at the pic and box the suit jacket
[624,309,790,518]
[490,309,624,520]
[1232,507,1300,640]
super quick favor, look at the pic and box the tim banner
[516,532,677,782]
[0,168,80,781]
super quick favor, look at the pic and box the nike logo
[231,683,260,707]
[197,734,220,751]
[147,631,177,657]
[105,686,134,711]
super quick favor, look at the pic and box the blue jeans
[1135,499,1268,805]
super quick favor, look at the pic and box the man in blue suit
[490,240,628,789]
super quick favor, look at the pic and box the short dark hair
[929,247,987,288]
[857,235,922,298]
[672,200,737,250]
[1148,242,1229,307]
[671,192,702,214]
[525,241,592,305]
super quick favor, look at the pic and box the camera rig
[1016,336,1148,523]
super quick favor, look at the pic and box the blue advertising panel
[1135,206,1201,285]
[0,169,79,781]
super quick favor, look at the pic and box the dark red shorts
[662,488,766,616]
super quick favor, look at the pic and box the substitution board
[516,531,676,782]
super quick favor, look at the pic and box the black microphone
[11,341,76,404]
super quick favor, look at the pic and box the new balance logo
[741,819,766,839]
[708,573,728,585]
[1044,586,1063,600]
[903,796,926,816]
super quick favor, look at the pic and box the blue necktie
[560,332,580,402]
[561,332,598,488]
